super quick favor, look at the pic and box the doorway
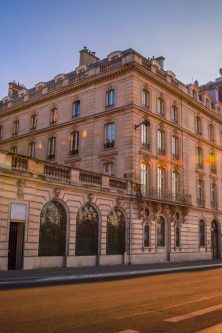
[211,220,221,260]
[8,222,25,269]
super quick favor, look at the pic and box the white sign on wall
[10,203,27,221]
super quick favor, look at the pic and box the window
[13,120,19,136]
[70,131,79,155]
[104,123,115,149]
[172,136,179,159]
[28,142,35,158]
[197,147,203,169]
[142,90,149,108]
[192,90,198,100]
[104,162,114,176]
[172,171,179,199]
[197,179,205,207]
[206,99,210,108]
[76,204,99,256]
[157,168,166,198]
[157,98,164,116]
[199,220,205,247]
[47,137,56,159]
[209,124,214,141]
[210,152,217,174]
[0,126,2,139]
[50,107,57,125]
[10,146,17,154]
[140,163,149,194]
[39,201,67,256]
[141,122,150,149]
[211,183,217,208]
[157,129,165,155]
[157,216,165,246]
[144,225,150,247]
[175,225,180,247]
[30,114,37,130]
[196,116,202,135]
[172,105,178,123]
[106,89,115,108]
[72,101,80,118]
[107,208,125,255]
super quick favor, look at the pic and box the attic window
[110,55,119,61]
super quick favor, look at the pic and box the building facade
[0,47,222,270]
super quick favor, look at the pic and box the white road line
[195,323,222,332]
[165,303,222,323]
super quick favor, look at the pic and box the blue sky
[0,0,222,98]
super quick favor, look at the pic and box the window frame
[70,131,79,156]
[106,89,116,108]
[47,137,56,160]
[104,123,115,149]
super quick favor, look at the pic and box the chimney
[79,46,99,66]
[155,56,165,70]
[8,81,25,98]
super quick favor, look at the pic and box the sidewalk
[0,260,222,289]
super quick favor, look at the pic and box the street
[1,268,222,333]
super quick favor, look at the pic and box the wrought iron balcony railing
[137,185,192,205]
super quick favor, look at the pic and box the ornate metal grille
[38,201,67,256]
[76,204,99,256]
[107,208,125,255]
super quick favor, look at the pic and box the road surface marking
[163,292,222,310]
[195,323,222,332]
[117,330,140,333]
[165,303,222,322]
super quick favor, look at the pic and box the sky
[0,0,222,98]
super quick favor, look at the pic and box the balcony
[197,198,205,208]
[137,185,192,206]
[104,141,115,149]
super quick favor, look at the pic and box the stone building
[0,47,221,270]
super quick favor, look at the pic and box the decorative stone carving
[88,193,94,202]
[53,187,61,199]
[16,179,25,200]
[116,197,122,207]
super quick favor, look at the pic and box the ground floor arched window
[76,204,99,256]
[107,208,125,255]
[157,216,165,246]
[38,201,67,256]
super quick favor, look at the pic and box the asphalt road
[1,268,222,333]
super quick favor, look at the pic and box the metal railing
[11,155,28,171]
[44,163,71,181]
[79,170,102,185]
[109,177,127,190]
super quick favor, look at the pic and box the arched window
[72,101,80,118]
[38,201,67,256]
[142,89,149,108]
[199,220,205,247]
[157,216,165,246]
[70,131,79,155]
[144,224,150,247]
[197,147,203,169]
[76,204,99,256]
[107,208,125,255]
[50,107,57,124]
[157,98,164,116]
[106,89,115,108]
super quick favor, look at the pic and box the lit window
[28,142,35,158]
[70,131,79,155]
[72,101,80,118]
[199,220,205,247]
[13,120,19,136]
[104,123,115,149]
[142,90,149,108]
[141,122,150,149]
[10,146,17,154]
[196,116,202,135]
[157,129,165,155]
[172,136,179,159]
[197,147,203,169]
[30,114,37,130]
[140,163,149,194]
[144,225,150,247]
[50,107,57,125]
[106,90,115,108]
[157,216,165,246]
[157,98,164,116]
[172,105,178,123]
[47,137,56,159]
[104,162,114,176]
